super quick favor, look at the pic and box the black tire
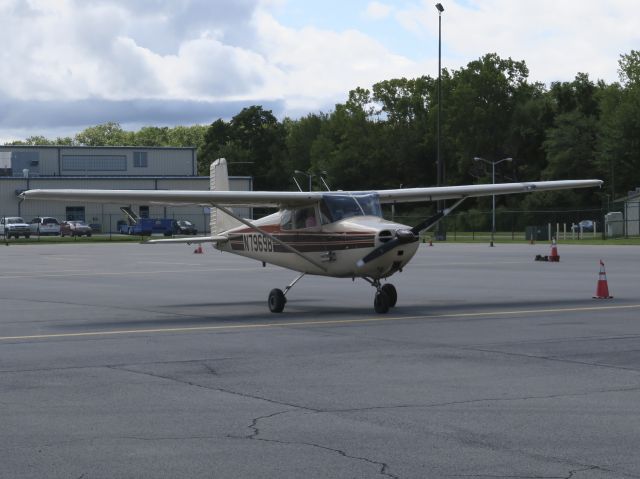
[374,290,390,314]
[87,233,92,237]
[268,288,286,313]
[25,234,30,239]
[381,284,397,307]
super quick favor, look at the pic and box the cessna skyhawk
[21,159,602,314]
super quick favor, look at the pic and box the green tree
[618,49,640,86]
[134,126,170,146]
[444,54,530,186]
[75,122,134,146]
[168,125,208,148]
[200,106,287,189]
[283,113,324,182]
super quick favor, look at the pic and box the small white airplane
[21,159,602,314]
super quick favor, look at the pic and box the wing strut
[357,197,467,267]
[411,197,467,234]
[214,204,328,273]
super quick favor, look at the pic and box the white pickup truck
[0,217,32,239]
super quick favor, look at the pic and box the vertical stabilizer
[210,158,243,234]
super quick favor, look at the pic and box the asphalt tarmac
[1,241,640,478]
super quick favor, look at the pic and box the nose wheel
[366,279,397,314]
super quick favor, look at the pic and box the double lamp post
[473,156,512,247]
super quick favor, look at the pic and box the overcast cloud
[1,0,639,142]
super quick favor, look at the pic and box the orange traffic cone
[549,238,560,262]
[593,260,613,299]
[429,239,433,247]
[194,244,203,254]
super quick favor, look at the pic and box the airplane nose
[395,228,417,243]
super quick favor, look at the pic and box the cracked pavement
[2,243,640,478]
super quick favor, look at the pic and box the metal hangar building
[0,145,252,234]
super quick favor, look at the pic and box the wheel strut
[284,273,305,296]
[268,273,306,313]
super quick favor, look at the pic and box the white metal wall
[0,176,252,234]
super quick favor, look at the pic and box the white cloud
[365,1,394,20]
[3,0,640,142]
[393,0,640,84]
[0,0,425,139]
[252,10,424,113]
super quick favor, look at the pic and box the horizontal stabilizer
[143,235,228,245]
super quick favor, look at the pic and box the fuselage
[214,193,420,279]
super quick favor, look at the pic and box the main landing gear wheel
[267,273,305,314]
[381,283,397,307]
[374,290,391,314]
[268,288,286,313]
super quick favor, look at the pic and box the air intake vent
[378,230,393,243]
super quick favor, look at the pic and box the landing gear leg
[268,273,306,313]
[364,278,397,314]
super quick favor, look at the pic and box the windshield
[8,218,25,224]
[321,193,382,222]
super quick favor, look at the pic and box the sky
[1,0,640,143]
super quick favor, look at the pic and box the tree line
[8,50,640,225]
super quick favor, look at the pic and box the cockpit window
[280,205,319,230]
[321,193,382,222]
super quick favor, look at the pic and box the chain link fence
[391,205,638,241]
[5,204,640,241]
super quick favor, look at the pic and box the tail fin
[210,158,243,234]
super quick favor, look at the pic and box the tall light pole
[473,156,512,247]
[435,2,445,239]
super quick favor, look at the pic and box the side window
[293,206,318,229]
[280,209,293,230]
[280,207,318,230]
[139,206,150,218]
[319,201,332,225]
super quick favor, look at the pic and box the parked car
[119,218,173,236]
[29,217,61,236]
[173,220,198,235]
[0,217,31,238]
[571,220,595,233]
[60,220,93,237]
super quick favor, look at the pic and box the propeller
[356,198,466,268]
[356,227,418,267]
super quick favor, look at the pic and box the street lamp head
[294,170,305,175]
[473,157,483,162]
[504,157,513,162]
[435,3,444,13]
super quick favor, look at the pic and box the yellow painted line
[2,303,640,342]
[0,267,258,279]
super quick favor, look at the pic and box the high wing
[20,179,601,207]
[376,179,602,203]
[19,189,323,207]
